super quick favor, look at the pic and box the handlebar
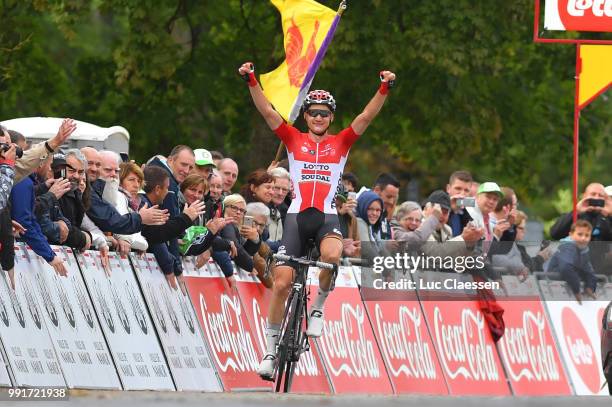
[273,253,336,271]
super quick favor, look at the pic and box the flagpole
[273,0,348,163]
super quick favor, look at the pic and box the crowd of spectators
[0,120,610,298]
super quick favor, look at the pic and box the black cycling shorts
[276,208,341,266]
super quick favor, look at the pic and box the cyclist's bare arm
[238,62,284,131]
[350,70,396,135]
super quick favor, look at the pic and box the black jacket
[219,224,261,272]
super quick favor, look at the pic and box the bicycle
[268,239,337,392]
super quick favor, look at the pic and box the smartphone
[243,215,254,228]
[53,168,67,179]
[587,198,605,207]
[457,197,476,208]
[540,240,550,250]
[119,152,129,163]
[347,192,357,200]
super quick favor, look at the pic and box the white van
[0,117,130,154]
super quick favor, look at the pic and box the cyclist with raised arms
[238,61,396,379]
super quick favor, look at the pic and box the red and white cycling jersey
[274,122,359,215]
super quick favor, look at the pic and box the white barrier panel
[0,246,65,387]
[77,251,174,391]
[539,279,609,395]
[131,254,222,392]
[26,246,121,389]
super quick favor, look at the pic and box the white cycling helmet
[302,90,336,112]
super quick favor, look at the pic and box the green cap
[477,182,504,198]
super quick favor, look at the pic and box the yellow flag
[579,45,612,109]
[260,0,337,122]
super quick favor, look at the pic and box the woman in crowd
[246,202,274,288]
[113,161,148,253]
[240,169,274,205]
[356,191,389,259]
[178,174,228,262]
[391,201,439,246]
[217,194,261,278]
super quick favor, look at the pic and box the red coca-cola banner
[364,301,448,394]
[420,301,511,395]
[309,267,393,394]
[495,277,571,395]
[545,0,612,32]
[183,261,270,391]
[233,268,331,393]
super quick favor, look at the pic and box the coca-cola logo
[320,303,380,378]
[559,0,612,31]
[498,310,560,382]
[433,306,499,381]
[199,293,259,372]
[250,297,320,377]
[374,304,437,379]
[561,307,600,393]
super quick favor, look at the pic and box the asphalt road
[1,390,611,407]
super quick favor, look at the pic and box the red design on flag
[286,17,320,87]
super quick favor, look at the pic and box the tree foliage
[0,0,610,221]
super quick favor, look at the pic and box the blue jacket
[147,158,183,274]
[87,179,142,234]
[10,175,55,262]
[139,194,188,276]
[548,238,595,275]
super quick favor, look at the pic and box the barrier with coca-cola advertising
[494,276,572,395]
[544,0,612,32]
[232,265,332,393]
[539,279,610,395]
[363,299,449,394]
[309,266,393,394]
[182,258,270,391]
[416,272,511,395]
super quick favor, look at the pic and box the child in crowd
[548,220,597,303]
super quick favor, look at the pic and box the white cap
[194,148,216,167]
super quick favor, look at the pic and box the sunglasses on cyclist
[306,109,332,118]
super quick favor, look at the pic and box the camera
[456,197,476,208]
[587,198,605,208]
[0,143,23,159]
